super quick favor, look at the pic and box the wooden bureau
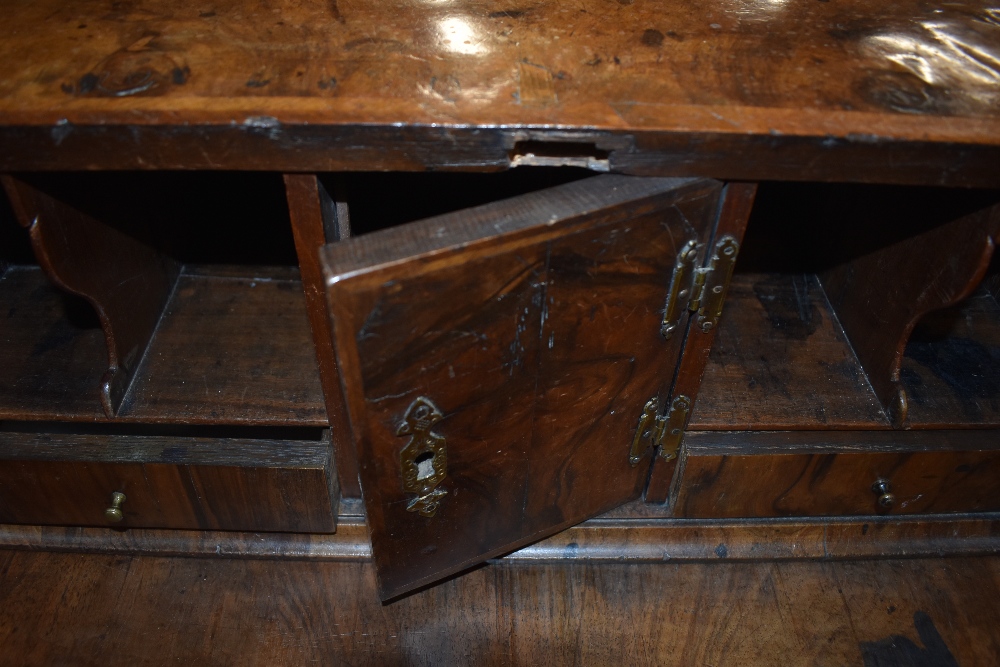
[1,0,999,661]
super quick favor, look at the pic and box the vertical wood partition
[1,175,180,418]
[284,174,361,497]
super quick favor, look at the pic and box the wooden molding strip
[2,512,998,564]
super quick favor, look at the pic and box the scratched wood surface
[689,273,888,430]
[0,0,998,183]
[2,174,181,418]
[0,550,998,666]
[5,501,1000,564]
[902,289,1000,429]
[323,175,722,598]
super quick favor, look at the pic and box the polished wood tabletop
[0,0,998,182]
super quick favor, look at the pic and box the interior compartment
[0,168,597,432]
[0,172,319,428]
[690,182,1000,431]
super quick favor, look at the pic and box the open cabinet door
[322,175,727,599]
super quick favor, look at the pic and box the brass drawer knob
[871,479,895,509]
[105,491,126,522]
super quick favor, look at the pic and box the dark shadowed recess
[328,167,594,235]
[0,184,33,265]
[2,171,298,266]
[736,182,1000,274]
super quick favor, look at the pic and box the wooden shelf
[0,265,326,427]
[690,273,1000,431]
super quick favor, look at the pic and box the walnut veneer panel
[0,0,997,182]
[0,551,998,665]
[324,175,722,598]
[673,431,1000,519]
[0,432,338,532]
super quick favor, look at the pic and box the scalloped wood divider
[821,201,1000,428]
[1,175,180,417]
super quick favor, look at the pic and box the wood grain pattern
[122,270,327,425]
[323,175,723,598]
[0,0,999,185]
[821,199,1000,427]
[672,430,1000,519]
[690,274,1000,431]
[689,273,888,431]
[0,265,109,421]
[0,432,338,532]
[902,290,1000,428]
[2,174,180,417]
[0,550,998,665]
[285,174,360,496]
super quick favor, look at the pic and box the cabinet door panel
[322,175,724,598]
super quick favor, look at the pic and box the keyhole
[415,452,436,480]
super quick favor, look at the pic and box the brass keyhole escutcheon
[872,479,895,510]
[397,397,448,518]
[105,491,126,522]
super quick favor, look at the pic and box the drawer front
[0,433,338,532]
[672,431,1000,518]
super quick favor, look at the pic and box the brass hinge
[660,235,740,339]
[628,394,692,466]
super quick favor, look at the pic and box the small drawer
[0,432,338,532]
[672,431,1000,518]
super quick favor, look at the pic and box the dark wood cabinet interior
[2,0,1000,657]
[2,170,999,600]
